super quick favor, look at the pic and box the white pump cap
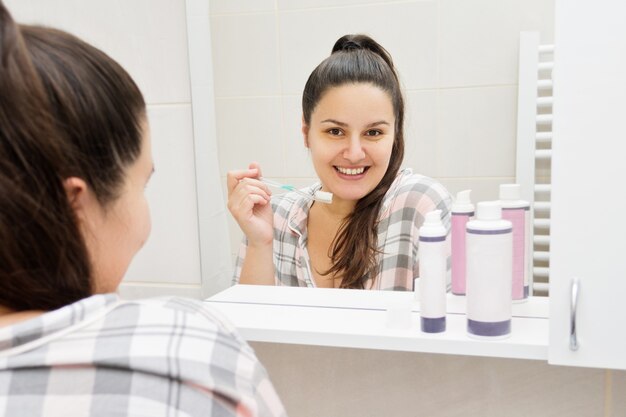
[476,201,502,221]
[424,209,443,226]
[451,189,474,213]
[419,209,446,238]
[499,184,521,201]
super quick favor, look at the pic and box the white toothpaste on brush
[260,177,333,204]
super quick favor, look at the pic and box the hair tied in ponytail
[342,40,361,51]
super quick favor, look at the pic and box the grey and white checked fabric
[234,168,452,290]
[0,294,287,417]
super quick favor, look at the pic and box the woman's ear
[301,115,310,148]
[63,177,90,216]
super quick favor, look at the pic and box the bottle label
[419,240,447,322]
[466,229,513,324]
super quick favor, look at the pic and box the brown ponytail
[302,34,405,288]
[0,2,145,311]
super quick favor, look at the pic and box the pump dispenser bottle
[466,201,513,339]
[499,184,531,301]
[451,190,474,295]
[419,210,447,333]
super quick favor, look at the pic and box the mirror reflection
[211,1,555,291]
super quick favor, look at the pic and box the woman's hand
[226,162,274,247]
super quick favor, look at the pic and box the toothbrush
[259,177,333,204]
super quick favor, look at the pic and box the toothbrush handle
[260,177,316,202]
[259,177,290,190]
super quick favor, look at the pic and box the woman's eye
[327,128,343,136]
[365,129,382,137]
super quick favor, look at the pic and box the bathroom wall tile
[221,178,244,263]
[439,0,555,87]
[210,13,281,97]
[209,0,275,14]
[278,2,438,95]
[215,97,284,177]
[125,105,202,285]
[5,0,191,105]
[403,90,438,178]
[437,86,517,178]
[612,370,626,417]
[251,343,605,417]
[438,177,513,203]
[282,96,318,178]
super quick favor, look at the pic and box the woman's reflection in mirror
[227,34,452,290]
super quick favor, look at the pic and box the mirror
[209,1,555,268]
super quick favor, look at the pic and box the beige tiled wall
[6,0,203,290]
[209,0,555,259]
[252,342,624,417]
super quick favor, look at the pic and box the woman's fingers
[226,168,257,195]
[226,165,271,197]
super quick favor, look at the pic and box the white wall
[5,0,208,298]
[208,0,555,260]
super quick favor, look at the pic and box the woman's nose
[342,136,365,163]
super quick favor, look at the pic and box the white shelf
[205,285,549,361]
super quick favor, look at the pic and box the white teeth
[337,167,365,175]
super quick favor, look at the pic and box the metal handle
[570,278,580,351]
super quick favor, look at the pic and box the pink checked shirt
[234,168,452,290]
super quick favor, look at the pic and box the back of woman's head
[0,3,145,311]
[302,34,406,288]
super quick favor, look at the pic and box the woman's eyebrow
[366,121,390,128]
[320,119,347,126]
[320,119,390,127]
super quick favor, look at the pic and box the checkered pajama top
[234,168,452,290]
[0,294,287,417]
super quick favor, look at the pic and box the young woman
[0,3,285,416]
[228,34,452,290]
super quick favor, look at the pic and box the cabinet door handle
[570,278,580,351]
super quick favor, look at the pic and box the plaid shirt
[0,294,287,417]
[234,168,452,290]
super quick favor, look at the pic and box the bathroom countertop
[205,285,549,360]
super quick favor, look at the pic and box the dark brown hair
[302,34,405,288]
[0,2,146,311]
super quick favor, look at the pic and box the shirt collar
[0,293,119,352]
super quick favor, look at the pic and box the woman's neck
[0,305,44,328]
[314,195,356,220]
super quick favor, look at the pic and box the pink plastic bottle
[451,190,474,295]
[499,184,531,302]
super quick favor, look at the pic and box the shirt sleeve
[170,299,289,417]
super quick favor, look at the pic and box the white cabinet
[548,0,626,370]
